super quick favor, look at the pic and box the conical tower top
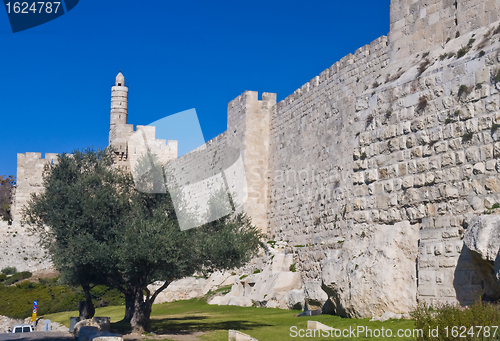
[116,72,125,86]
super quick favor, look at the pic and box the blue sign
[33,301,38,306]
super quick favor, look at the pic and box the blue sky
[0,0,390,178]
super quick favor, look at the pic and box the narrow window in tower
[119,115,121,119]
[118,83,122,86]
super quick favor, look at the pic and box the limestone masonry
[5,0,500,317]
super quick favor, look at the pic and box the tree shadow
[151,316,271,334]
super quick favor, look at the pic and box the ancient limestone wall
[12,152,58,222]
[389,0,500,61]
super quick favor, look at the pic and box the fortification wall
[389,0,500,61]
[12,152,58,222]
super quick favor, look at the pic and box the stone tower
[109,72,134,163]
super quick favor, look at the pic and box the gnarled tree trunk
[79,283,95,320]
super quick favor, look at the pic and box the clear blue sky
[0,0,390,178]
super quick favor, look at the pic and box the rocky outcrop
[209,247,304,309]
[464,215,500,300]
[321,221,419,318]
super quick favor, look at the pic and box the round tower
[110,72,128,126]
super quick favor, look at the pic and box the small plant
[439,53,448,60]
[360,152,367,160]
[231,272,237,276]
[385,111,392,119]
[492,123,499,133]
[294,244,305,248]
[239,274,248,280]
[457,47,469,58]
[417,58,431,75]
[476,83,482,90]
[494,69,500,83]
[454,110,461,116]
[417,96,428,111]
[422,52,429,58]
[492,203,500,209]
[445,118,452,124]
[337,240,344,244]
[1,267,16,275]
[355,132,360,137]
[495,23,500,35]
[371,91,375,96]
[253,269,261,274]
[356,77,360,83]
[372,81,380,88]
[462,132,474,142]
[366,114,374,127]
[446,37,451,43]
[289,263,297,272]
[458,84,471,99]
[479,50,486,57]
[455,31,460,38]
[467,38,476,47]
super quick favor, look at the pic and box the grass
[45,298,417,341]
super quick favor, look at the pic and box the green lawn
[45,299,417,341]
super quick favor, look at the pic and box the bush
[1,267,16,275]
[3,271,32,286]
[417,96,428,112]
[418,59,431,75]
[289,263,297,272]
[458,85,472,99]
[412,300,500,341]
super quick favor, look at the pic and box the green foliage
[3,271,32,286]
[239,275,248,280]
[479,50,486,57]
[462,132,474,143]
[0,277,124,319]
[467,38,476,47]
[252,269,261,274]
[360,152,367,160]
[1,266,17,275]
[476,83,483,90]
[445,118,452,124]
[492,123,499,134]
[289,263,297,272]
[372,81,380,88]
[25,148,263,331]
[458,84,472,99]
[492,203,500,209]
[440,53,448,60]
[412,300,500,341]
[294,245,305,248]
[385,111,392,120]
[494,69,500,83]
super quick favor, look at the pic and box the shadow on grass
[151,317,271,334]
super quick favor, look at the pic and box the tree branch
[150,281,171,304]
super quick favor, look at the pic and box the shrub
[492,203,500,209]
[3,271,32,286]
[479,50,486,57]
[417,96,428,112]
[492,123,499,133]
[476,83,483,90]
[454,110,461,117]
[366,114,374,127]
[445,118,452,124]
[1,267,16,275]
[440,53,448,60]
[372,81,380,88]
[462,132,474,142]
[385,111,392,120]
[253,269,261,274]
[457,47,470,58]
[289,263,297,272]
[467,38,476,47]
[418,59,431,75]
[458,84,472,99]
[456,31,460,38]
[360,152,367,160]
[412,300,500,341]
[494,69,500,83]
[422,52,430,58]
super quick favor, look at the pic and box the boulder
[321,221,419,318]
[464,215,500,300]
[285,289,305,311]
[73,319,101,338]
[303,281,328,311]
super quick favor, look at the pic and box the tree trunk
[79,283,95,320]
[123,292,135,322]
[130,288,152,333]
